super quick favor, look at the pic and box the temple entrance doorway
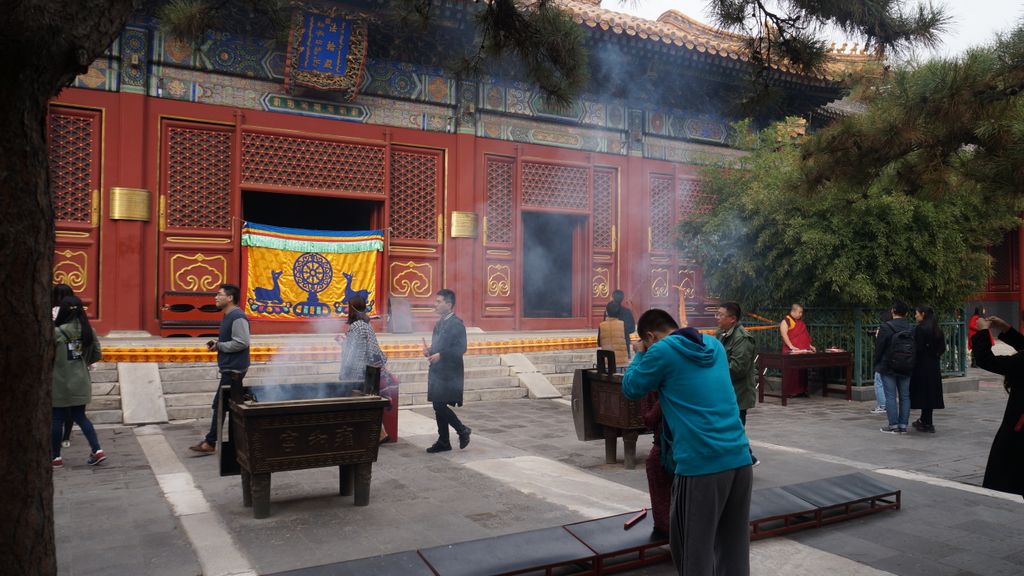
[242,191,379,231]
[521,212,587,320]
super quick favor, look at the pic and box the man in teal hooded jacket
[622,308,753,576]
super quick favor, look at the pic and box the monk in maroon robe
[780,303,815,397]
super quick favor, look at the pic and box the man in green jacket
[717,302,759,467]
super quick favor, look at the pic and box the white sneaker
[870,406,887,414]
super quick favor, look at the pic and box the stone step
[401,386,527,405]
[161,366,513,395]
[91,382,120,396]
[164,392,213,409]
[166,406,208,421]
[85,409,123,424]
[547,373,575,386]
[89,369,118,383]
[399,376,519,395]
[523,351,596,364]
[157,355,503,381]
[532,362,594,375]
[86,396,121,411]
[554,384,573,397]
[165,376,521,409]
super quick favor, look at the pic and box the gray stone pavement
[54,368,1023,575]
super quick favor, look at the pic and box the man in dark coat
[421,289,470,453]
[971,316,1024,500]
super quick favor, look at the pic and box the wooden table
[757,351,852,406]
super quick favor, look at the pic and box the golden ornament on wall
[54,250,88,292]
[677,269,696,299]
[487,264,511,297]
[390,261,432,297]
[170,253,226,292]
[651,268,670,298]
[592,267,610,299]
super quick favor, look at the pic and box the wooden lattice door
[49,106,102,318]
[387,146,444,327]
[157,120,235,335]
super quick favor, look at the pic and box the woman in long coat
[910,305,945,433]
[971,316,1024,500]
[52,296,106,467]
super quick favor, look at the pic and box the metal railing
[743,308,967,386]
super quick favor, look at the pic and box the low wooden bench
[269,473,901,576]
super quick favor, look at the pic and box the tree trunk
[0,2,133,573]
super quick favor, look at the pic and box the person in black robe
[971,316,1024,500]
[910,305,945,433]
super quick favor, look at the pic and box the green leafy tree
[680,23,1024,311]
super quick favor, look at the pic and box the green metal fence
[742,308,967,386]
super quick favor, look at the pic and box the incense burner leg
[340,464,354,497]
[252,473,271,519]
[354,462,372,506]
[623,430,639,470]
[604,427,618,464]
[241,469,252,507]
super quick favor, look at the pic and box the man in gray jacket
[717,301,759,466]
[191,283,250,454]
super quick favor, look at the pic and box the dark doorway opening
[242,191,377,231]
[522,212,583,318]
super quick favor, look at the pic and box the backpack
[885,321,916,375]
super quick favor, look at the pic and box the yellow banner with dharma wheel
[241,222,383,320]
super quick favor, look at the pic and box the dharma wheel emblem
[292,252,333,317]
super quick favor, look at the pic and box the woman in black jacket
[910,305,945,433]
[972,316,1024,500]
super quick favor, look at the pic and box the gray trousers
[669,465,753,576]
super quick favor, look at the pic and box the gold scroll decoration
[592,267,610,299]
[54,250,88,292]
[170,253,226,292]
[677,268,696,299]
[109,187,151,221]
[450,211,479,238]
[651,268,670,298]
[390,261,432,297]
[487,264,511,297]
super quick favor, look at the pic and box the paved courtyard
[54,368,1023,576]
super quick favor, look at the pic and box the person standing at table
[717,302,759,467]
[780,303,815,397]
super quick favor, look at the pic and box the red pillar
[104,93,148,332]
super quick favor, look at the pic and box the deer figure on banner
[341,271,371,308]
[254,270,284,304]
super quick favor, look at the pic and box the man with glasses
[717,302,759,467]
[190,283,250,455]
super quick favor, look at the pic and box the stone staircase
[522,350,598,396]
[158,354,524,421]
[86,362,122,424]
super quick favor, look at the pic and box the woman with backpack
[910,305,946,433]
[52,296,106,467]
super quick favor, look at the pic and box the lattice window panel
[650,175,675,252]
[48,113,94,222]
[166,127,232,229]
[486,158,514,245]
[678,179,713,220]
[592,169,615,249]
[390,150,438,240]
[241,132,385,194]
[521,162,589,210]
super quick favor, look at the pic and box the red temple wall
[49,87,718,335]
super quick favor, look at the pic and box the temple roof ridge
[553,0,880,81]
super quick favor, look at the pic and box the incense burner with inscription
[223,383,389,519]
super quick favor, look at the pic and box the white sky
[612,0,1024,58]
